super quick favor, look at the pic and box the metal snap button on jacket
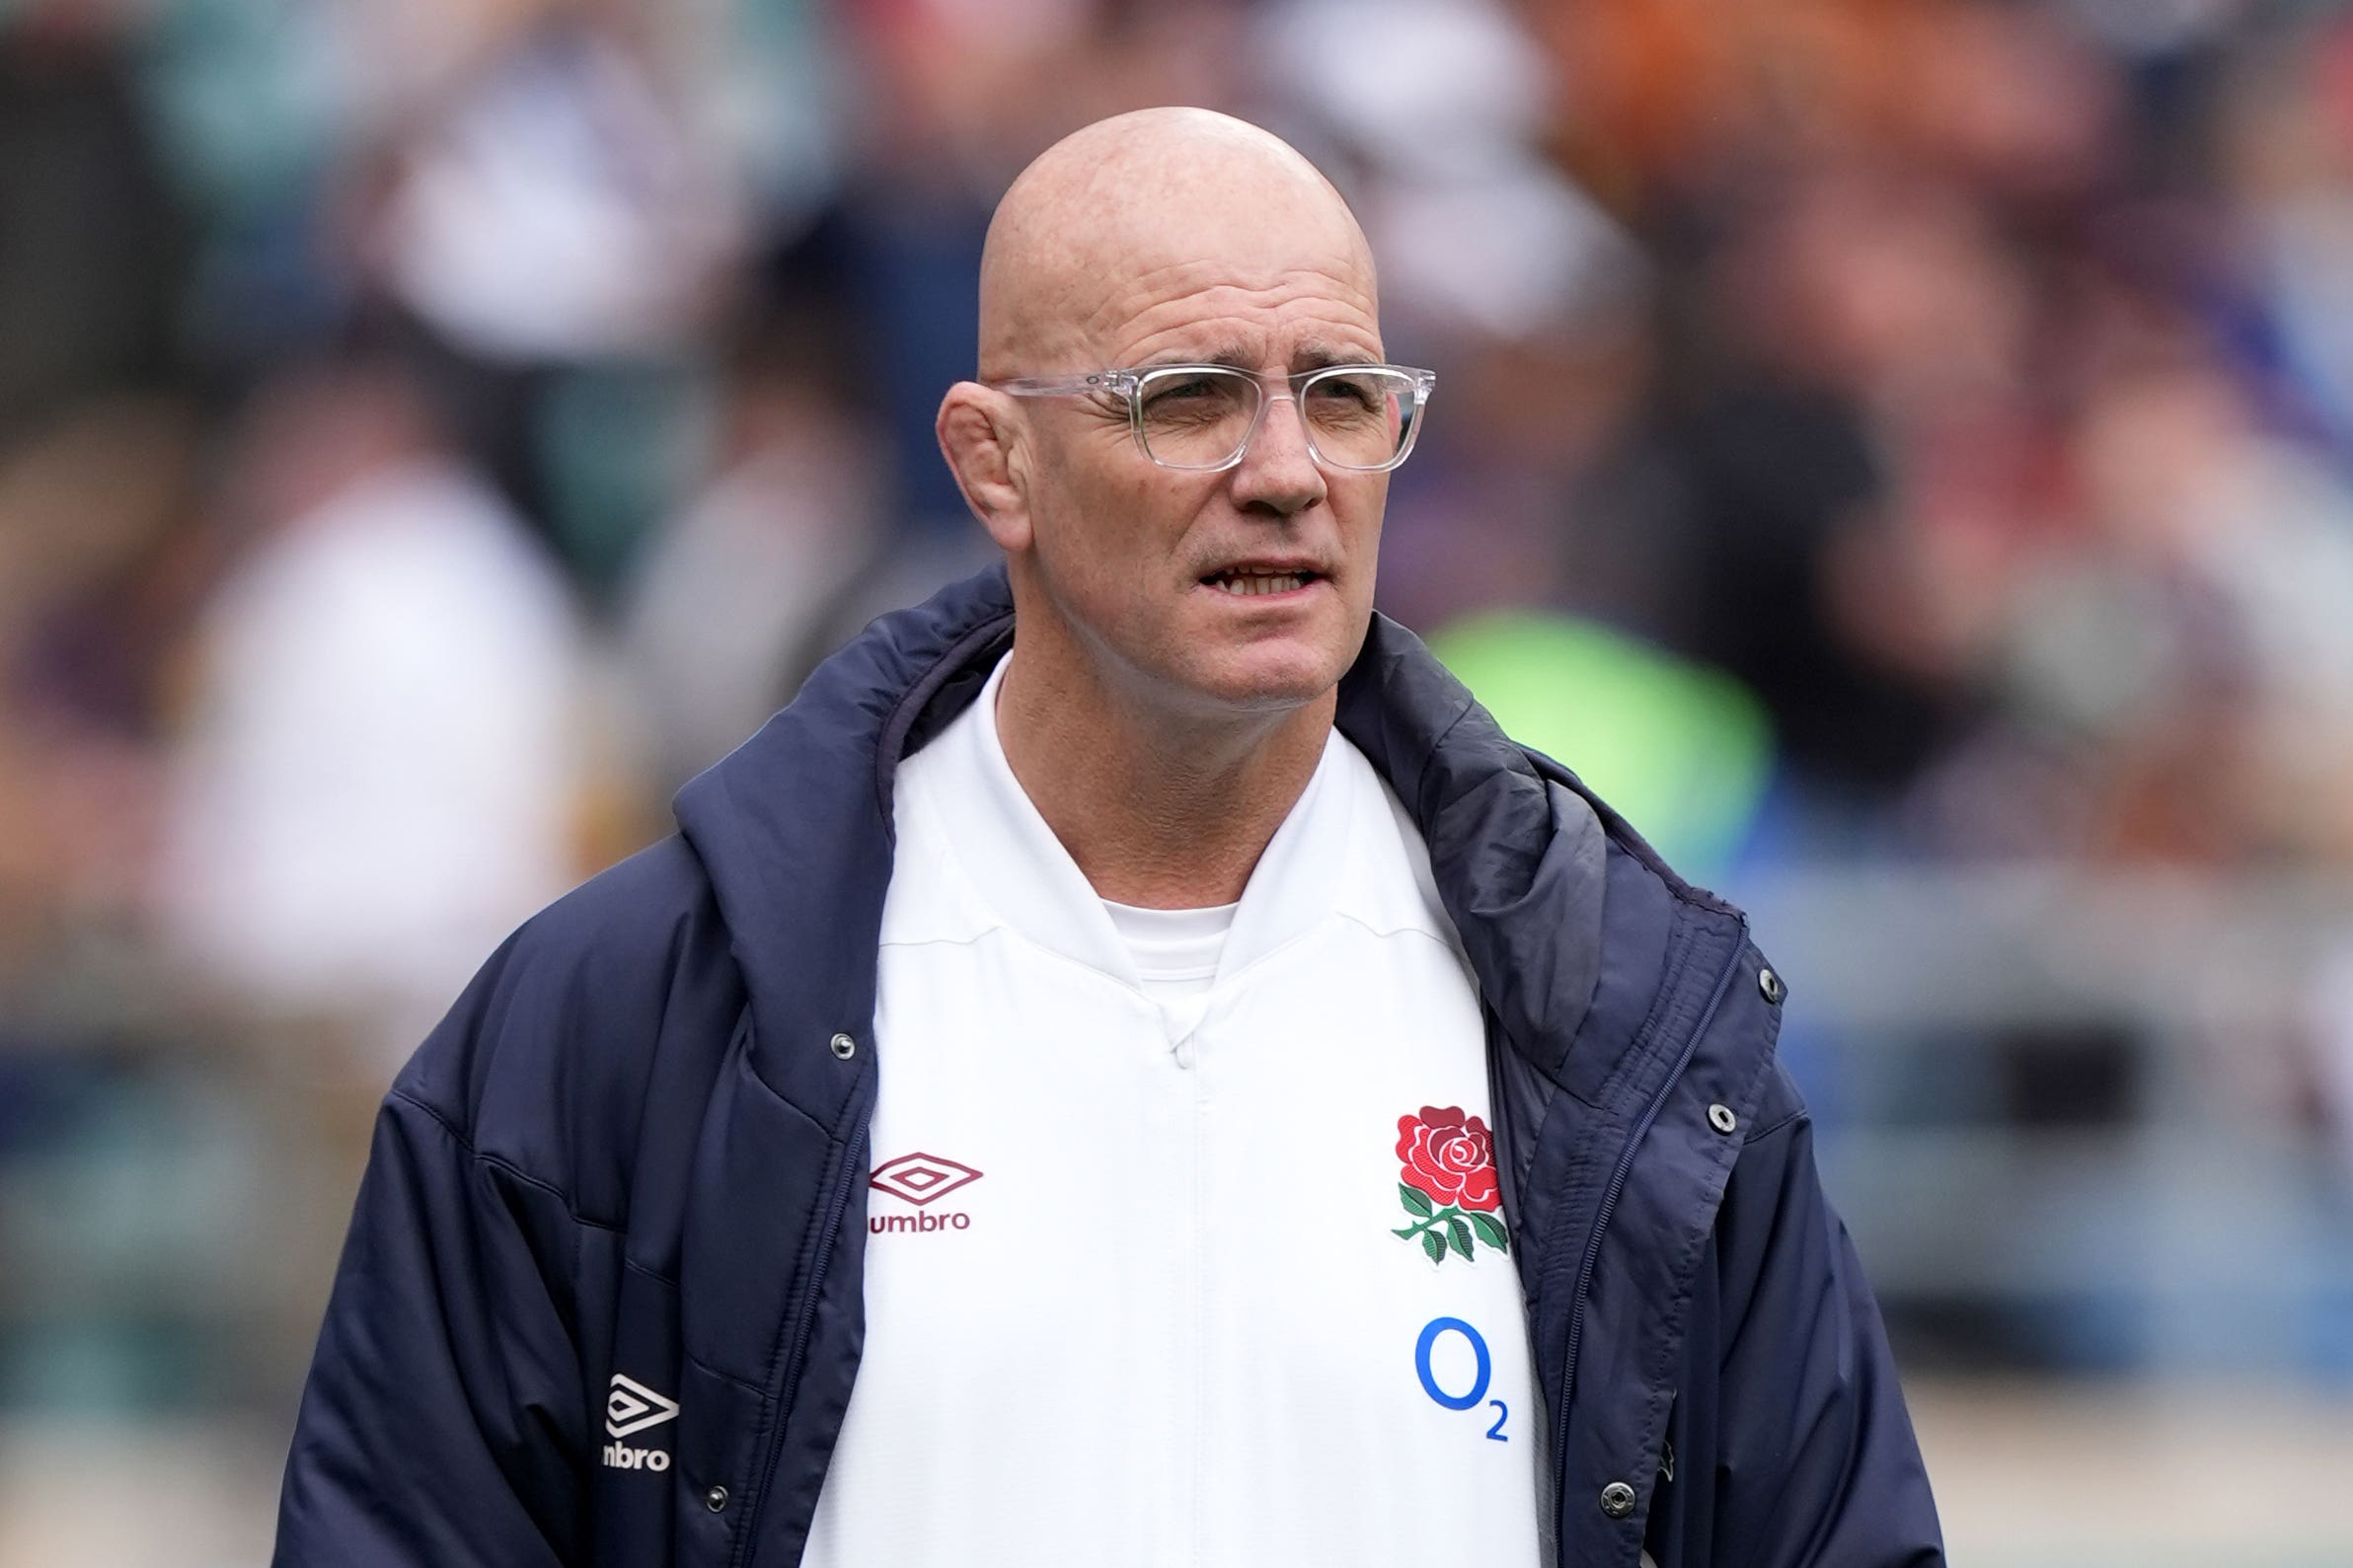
[1600,1480,1637,1518]
[1708,1103,1737,1135]
[829,1032,857,1060]
[704,1484,728,1513]
[1757,966,1784,1004]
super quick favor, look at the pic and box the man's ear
[937,385,1029,550]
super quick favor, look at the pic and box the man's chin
[1173,644,1350,716]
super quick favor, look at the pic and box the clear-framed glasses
[990,362,1436,473]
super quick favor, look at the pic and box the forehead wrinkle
[1130,341,1380,381]
[1127,343,1253,370]
[1083,261,1376,342]
[1092,277,1382,373]
[1113,321,1382,381]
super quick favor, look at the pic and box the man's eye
[1308,378,1382,414]
[1149,377,1225,405]
[1142,377,1246,420]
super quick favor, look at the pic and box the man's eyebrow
[1291,341,1372,371]
[1133,344,1254,370]
[1132,341,1383,371]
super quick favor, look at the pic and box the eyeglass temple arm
[986,374,1123,396]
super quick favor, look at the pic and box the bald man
[275,111,1943,1568]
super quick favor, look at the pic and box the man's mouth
[1201,566,1321,597]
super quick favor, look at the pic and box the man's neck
[992,646,1334,910]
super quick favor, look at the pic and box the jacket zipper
[1551,929,1745,1558]
[733,1107,872,1567]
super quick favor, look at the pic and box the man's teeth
[1209,570,1308,596]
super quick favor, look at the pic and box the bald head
[977,109,1376,379]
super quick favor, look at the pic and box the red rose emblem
[1397,1105,1500,1213]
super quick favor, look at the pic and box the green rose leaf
[1399,1183,1434,1219]
[1420,1229,1448,1265]
[1446,1215,1474,1261]
[1469,1212,1510,1253]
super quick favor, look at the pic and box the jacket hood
[675,562,1630,1124]
[673,565,1011,1130]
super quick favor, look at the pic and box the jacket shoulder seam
[387,1085,628,1237]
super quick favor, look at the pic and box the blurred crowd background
[6,0,2353,1560]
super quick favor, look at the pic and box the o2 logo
[1414,1317,1508,1441]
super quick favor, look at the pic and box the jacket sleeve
[1701,1075,1944,1567]
[273,1026,591,1564]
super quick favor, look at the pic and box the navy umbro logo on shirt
[870,1153,982,1233]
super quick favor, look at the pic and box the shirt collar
[902,653,1362,992]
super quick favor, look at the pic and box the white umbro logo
[605,1374,679,1439]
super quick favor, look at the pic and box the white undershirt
[804,655,1545,1567]
[1100,898,1236,1001]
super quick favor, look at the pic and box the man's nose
[1228,393,1328,518]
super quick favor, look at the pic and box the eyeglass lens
[1133,368,1418,471]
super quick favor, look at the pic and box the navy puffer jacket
[274,564,1943,1567]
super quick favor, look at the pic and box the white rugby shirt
[801,657,1544,1566]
